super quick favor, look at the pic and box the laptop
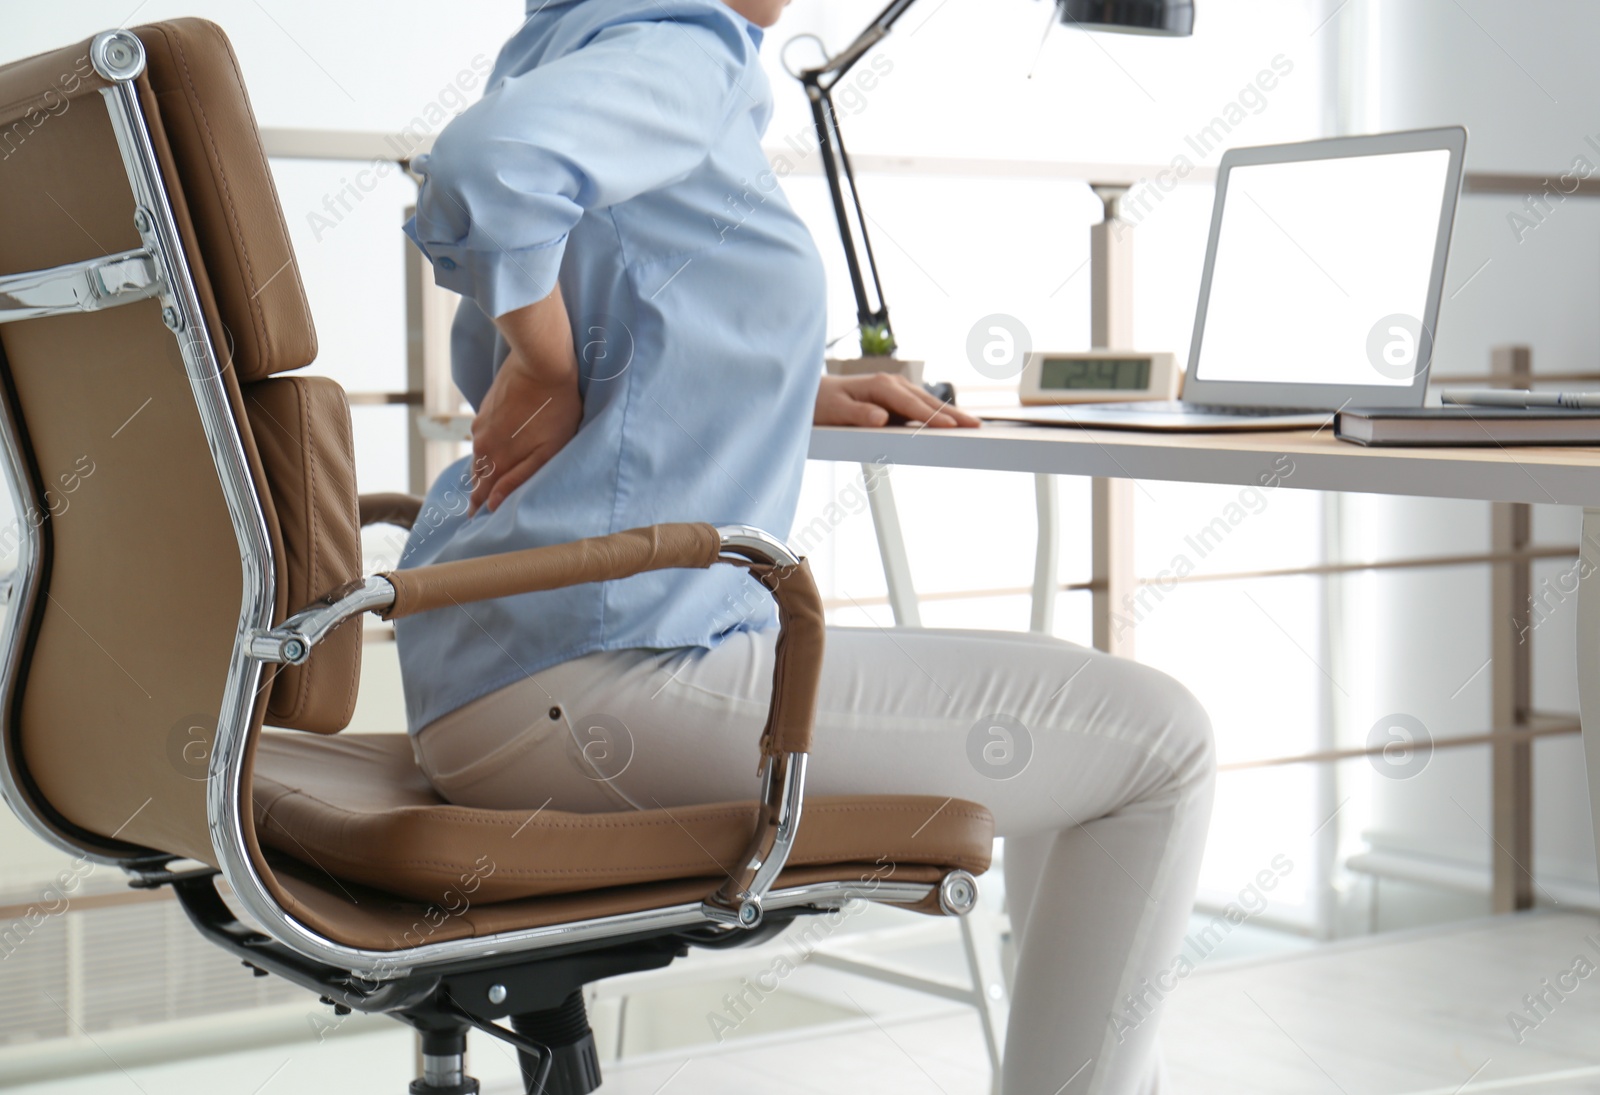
[987,127,1467,432]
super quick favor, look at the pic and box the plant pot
[825,357,925,384]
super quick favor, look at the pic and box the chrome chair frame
[0,29,978,989]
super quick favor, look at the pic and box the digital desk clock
[1018,351,1181,405]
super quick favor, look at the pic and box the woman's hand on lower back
[813,373,981,428]
[468,350,583,515]
[469,286,584,515]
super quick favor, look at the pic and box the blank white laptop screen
[1193,149,1454,387]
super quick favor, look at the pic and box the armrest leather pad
[377,522,824,757]
[378,522,723,621]
[737,561,824,759]
[358,492,423,531]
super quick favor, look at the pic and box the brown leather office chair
[0,19,993,1095]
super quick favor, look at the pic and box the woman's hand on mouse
[470,287,584,515]
[813,373,980,428]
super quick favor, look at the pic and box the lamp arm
[803,80,889,338]
[797,0,922,348]
[801,0,921,88]
[791,0,1190,353]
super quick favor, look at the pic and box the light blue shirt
[394,0,827,732]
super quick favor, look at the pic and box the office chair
[0,20,994,1094]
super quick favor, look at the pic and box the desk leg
[1030,474,1059,634]
[1092,478,1136,657]
[1490,501,1534,913]
[864,463,921,627]
[1576,509,1600,898]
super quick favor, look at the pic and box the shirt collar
[726,9,763,48]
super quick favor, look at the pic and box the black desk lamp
[797,0,1195,357]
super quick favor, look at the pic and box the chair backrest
[0,19,363,867]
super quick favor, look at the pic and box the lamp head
[1056,0,1195,35]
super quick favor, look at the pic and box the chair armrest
[377,522,722,618]
[357,492,423,531]
[374,521,822,759]
[254,521,824,927]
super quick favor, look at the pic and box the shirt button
[438,257,457,271]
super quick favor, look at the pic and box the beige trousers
[415,625,1214,1095]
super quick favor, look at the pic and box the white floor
[1159,911,1600,1095]
[8,911,1600,1094]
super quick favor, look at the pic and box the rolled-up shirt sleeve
[404,9,751,318]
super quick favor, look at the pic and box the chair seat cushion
[253,733,993,906]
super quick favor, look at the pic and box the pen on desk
[1439,388,1600,410]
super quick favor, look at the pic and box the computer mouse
[886,381,958,427]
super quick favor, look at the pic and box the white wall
[0,2,526,131]
[1339,0,1600,911]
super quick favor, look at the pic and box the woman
[398,1,1214,1091]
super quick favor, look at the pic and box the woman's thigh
[416,625,1213,839]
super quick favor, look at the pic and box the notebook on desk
[1336,406,1600,446]
[986,127,1468,433]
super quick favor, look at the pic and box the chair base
[396,985,608,1095]
[511,992,601,1095]
[166,870,800,1095]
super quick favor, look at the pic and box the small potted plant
[825,320,924,384]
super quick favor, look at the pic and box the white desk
[813,422,1600,505]
[809,421,1600,912]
